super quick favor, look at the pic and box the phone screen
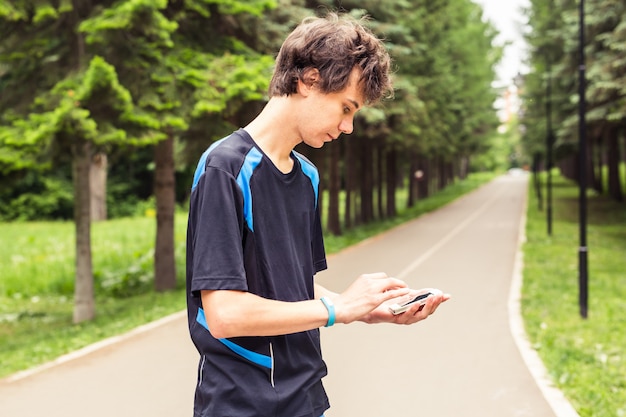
[389,292,433,315]
[400,292,432,307]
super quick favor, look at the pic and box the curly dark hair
[268,13,393,105]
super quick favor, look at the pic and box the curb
[508,184,581,417]
[3,310,187,383]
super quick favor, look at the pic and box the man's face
[297,68,365,149]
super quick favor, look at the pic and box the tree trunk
[587,137,598,193]
[459,155,469,180]
[73,139,95,324]
[447,161,454,186]
[407,152,417,208]
[360,136,374,224]
[558,153,577,182]
[327,140,341,235]
[343,138,353,230]
[417,155,430,199]
[386,148,397,218]
[533,153,543,211]
[607,128,623,202]
[352,139,362,226]
[437,156,446,191]
[623,133,626,200]
[154,135,177,292]
[90,153,107,221]
[591,135,603,194]
[376,142,384,220]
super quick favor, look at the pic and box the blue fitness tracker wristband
[320,297,335,327]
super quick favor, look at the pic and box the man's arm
[200,289,329,338]
[201,272,410,338]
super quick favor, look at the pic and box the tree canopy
[521,0,626,202]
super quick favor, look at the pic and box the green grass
[0,172,496,379]
[522,172,626,417]
[0,212,190,378]
[0,214,188,297]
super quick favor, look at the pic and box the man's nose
[339,117,354,135]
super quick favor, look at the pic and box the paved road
[0,174,577,417]
[315,173,558,417]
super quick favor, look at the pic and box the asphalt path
[0,173,579,417]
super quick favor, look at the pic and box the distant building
[496,84,521,125]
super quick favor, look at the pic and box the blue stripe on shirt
[191,137,228,191]
[236,147,263,231]
[293,153,319,207]
[196,308,272,369]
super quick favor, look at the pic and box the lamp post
[578,0,589,319]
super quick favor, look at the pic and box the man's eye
[343,106,351,114]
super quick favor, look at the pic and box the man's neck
[244,96,302,173]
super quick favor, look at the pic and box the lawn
[522,172,626,417]
[0,213,189,378]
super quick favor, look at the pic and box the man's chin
[304,139,326,149]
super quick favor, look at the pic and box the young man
[186,13,449,417]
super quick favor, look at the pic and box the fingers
[419,293,443,316]
[336,273,410,324]
[419,292,448,316]
[358,273,410,302]
[340,274,450,325]
[394,292,450,324]
[371,275,411,304]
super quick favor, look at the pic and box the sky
[472,0,530,88]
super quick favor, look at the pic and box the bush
[95,249,154,298]
[0,174,74,221]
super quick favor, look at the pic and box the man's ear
[297,68,320,96]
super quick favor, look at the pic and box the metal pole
[578,0,589,319]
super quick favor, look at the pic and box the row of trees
[521,0,626,202]
[0,0,502,322]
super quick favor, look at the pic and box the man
[186,12,449,417]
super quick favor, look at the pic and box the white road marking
[396,185,507,280]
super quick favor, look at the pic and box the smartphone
[388,292,433,315]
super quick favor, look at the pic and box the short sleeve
[188,166,248,295]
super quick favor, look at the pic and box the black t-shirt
[186,129,329,417]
